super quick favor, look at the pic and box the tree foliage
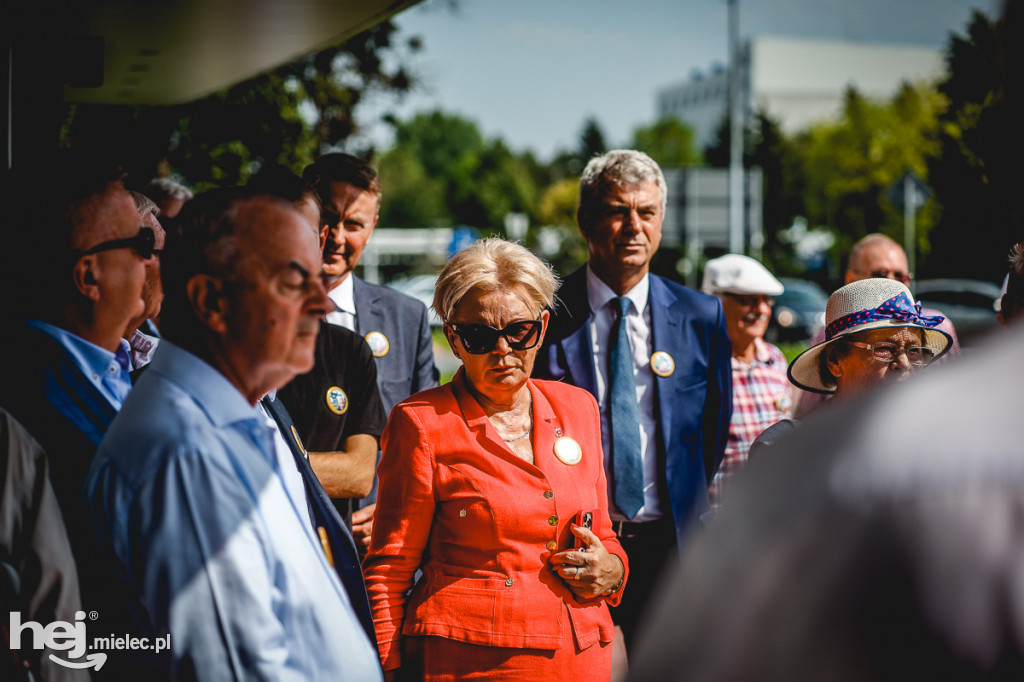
[631,116,702,167]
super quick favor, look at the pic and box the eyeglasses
[845,340,935,366]
[74,227,159,260]
[856,269,912,286]
[449,320,543,354]
[724,293,775,308]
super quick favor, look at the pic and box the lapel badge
[364,331,390,358]
[325,386,349,415]
[289,425,308,458]
[554,437,583,465]
[651,351,675,377]
[776,393,793,414]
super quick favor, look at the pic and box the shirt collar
[27,317,123,376]
[327,274,356,316]
[585,265,649,316]
[732,337,777,368]
[147,340,263,428]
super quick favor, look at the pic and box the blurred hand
[549,525,624,599]
[352,503,375,549]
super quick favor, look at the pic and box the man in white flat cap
[701,254,791,506]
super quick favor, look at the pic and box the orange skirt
[399,616,612,681]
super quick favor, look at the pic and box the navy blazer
[261,395,377,647]
[535,267,733,535]
[352,276,439,415]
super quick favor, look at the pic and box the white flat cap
[702,254,784,296]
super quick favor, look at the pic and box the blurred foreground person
[2,409,87,682]
[700,254,790,507]
[796,233,960,415]
[751,278,951,454]
[364,239,627,680]
[631,322,1024,681]
[84,190,381,680]
[998,242,1024,326]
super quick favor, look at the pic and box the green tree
[925,8,1017,280]
[631,116,702,166]
[578,117,608,161]
[381,110,539,230]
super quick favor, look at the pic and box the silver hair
[143,177,193,203]
[128,190,160,218]
[577,149,667,221]
[433,238,558,323]
[1009,242,1024,275]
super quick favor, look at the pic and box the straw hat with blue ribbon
[788,278,953,394]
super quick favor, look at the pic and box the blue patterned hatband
[825,292,944,341]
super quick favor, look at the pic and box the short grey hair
[578,149,667,221]
[433,238,558,323]
[129,190,160,218]
[143,177,193,203]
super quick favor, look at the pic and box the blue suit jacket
[535,267,733,535]
[352,276,439,416]
[261,395,377,647]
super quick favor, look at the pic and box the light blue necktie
[609,296,644,519]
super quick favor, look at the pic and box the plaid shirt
[709,338,793,507]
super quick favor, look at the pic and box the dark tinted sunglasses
[75,227,159,260]
[449,320,543,354]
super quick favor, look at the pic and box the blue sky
[361,0,996,159]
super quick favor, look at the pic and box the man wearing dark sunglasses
[535,150,733,661]
[0,162,149,525]
[796,233,960,416]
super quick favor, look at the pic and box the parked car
[766,277,829,344]
[913,278,1001,346]
[387,274,443,327]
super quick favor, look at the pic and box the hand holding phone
[574,508,600,551]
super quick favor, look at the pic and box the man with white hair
[536,149,732,656]
[701,254,792,507]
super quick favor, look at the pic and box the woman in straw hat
[750,277,952,455]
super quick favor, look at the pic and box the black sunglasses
[449,320,543,354]
[74,227,159,260]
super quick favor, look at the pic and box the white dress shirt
[326,274,357,331]
[585,266,662,522]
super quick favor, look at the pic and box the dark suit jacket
[352,276,439,415]
[0,323,117,523]
[534,267,733,535]
[261,396,377,647]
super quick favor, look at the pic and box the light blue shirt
[26,318,132,407]
[85,341,383,681]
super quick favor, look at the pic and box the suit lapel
[261,396,377,645]
[352,276,383,337]
[554,269,598,399]
[649,276,683,458]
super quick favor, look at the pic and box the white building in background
[657,36,946,148]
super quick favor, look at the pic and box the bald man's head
[846,234,910,286]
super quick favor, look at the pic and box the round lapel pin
[325,386,349,415]
[776,393,793,414]
[554,437,583,465]
[289,425,307,457]
[651,351,675,377]
[364,331,390,358]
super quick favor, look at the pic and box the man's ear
[319,223,329,254]
[186,274,228,334]
[72,256,102,301]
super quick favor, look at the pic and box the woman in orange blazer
[363,238,628,681]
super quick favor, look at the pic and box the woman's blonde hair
[433,238,558,322]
